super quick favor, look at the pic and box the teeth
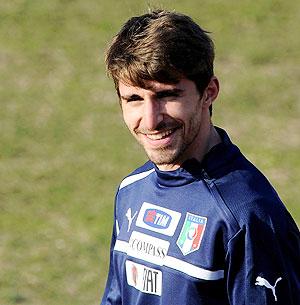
[146,129,174,140]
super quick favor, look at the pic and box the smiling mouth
[144,128,178,140]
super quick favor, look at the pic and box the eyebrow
[121,88,184,101]
[156,88,183,98]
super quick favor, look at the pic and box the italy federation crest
[177,213,207,255]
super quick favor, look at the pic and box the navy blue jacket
[101,128,300,305]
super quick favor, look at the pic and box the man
[101,10,300,305]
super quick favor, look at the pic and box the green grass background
[1,0,299,304]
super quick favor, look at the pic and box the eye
[125,94,143,103]
[156,90,182,100]
[121,94,143,104]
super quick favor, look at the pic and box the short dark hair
[106,9,215,97]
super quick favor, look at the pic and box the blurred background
[1,0,299,304]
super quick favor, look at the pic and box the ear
[202,76,219,108]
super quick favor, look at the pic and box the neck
[206,124,222,154]
[193,123,221,164]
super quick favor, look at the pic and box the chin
[146,149,182,167]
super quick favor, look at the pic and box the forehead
[118,78,196,96]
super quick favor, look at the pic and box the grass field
[1,1,299,304]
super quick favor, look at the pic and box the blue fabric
[100,128,300,305]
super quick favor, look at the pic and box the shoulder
[212,154,291,231]
[118,160,155,191]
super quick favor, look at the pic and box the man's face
[119,78,210,171]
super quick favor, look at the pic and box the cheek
[183,103,203,131]
[122,110,138,131]
[166,96,202,117]
[168,104,200,124]
[163,103,187,121]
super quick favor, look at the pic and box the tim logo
[136,202,181,236]
[143,209,171,229]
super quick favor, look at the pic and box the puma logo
[126,208,137,232]
[255,276,282,302]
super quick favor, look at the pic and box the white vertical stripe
[116,220,120,236]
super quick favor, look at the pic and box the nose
[143,97,163,131]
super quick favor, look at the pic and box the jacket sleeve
[225,208,300,305]
[100,203,122,305]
